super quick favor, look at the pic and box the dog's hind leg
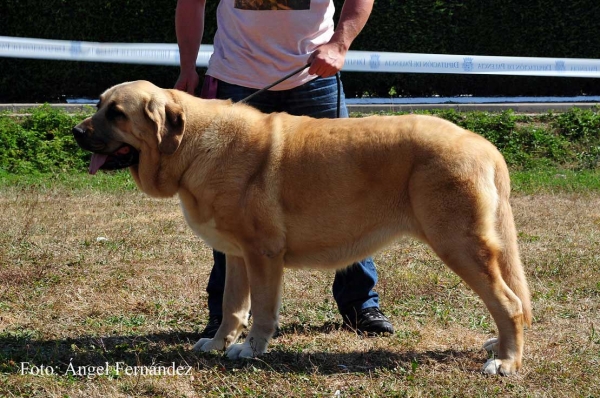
[411,172,526,375]
[193,255,251,353]
[477,165,531,374]
[430,235,525,375]
[224,251,284,359]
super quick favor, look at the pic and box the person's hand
[307,42,347,78]
[174,69,200,94]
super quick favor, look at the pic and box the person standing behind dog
[174,0,394,339]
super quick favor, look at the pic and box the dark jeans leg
[206,249,226,318]
[332,258,380,317]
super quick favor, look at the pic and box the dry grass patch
[1,186,599,397]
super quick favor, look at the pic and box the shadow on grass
[0,324,484,376]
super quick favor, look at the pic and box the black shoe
[199,315,222,339]
[343,307,394,336]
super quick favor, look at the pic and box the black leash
[239,62,341,119]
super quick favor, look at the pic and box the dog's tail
[494,161,532,327]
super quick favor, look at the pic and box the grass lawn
[1,106,599,396]
[1,171,599,397]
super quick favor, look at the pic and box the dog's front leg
[225,251,284,360]
[193,255,251,353]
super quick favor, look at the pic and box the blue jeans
[203,74,380,319]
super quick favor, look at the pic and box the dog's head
[73,80,185,174]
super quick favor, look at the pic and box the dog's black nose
[72,126,86,136]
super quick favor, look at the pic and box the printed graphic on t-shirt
[235,0,310,10]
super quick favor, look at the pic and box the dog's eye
[107,104,127,120]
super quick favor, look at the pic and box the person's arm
[174,0,207,94]
[308,0,374,78]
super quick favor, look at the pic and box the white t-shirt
[207,0,335,90]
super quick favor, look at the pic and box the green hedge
[2,105,599,176]
[1,0,599,101]
[0,105,90,174]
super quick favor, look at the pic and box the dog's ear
[159,101,185,155]
[145,96,186,155]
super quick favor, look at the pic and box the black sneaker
[343,307,394,336]
[199,315,222,338]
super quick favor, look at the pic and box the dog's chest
[180,204,243,256]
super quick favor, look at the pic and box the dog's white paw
[193,337,225,352]
[225,337,268,360]
[482,358,503,375]
[483,337,499,355]
[482,358,519,375]
[225,342,256,360]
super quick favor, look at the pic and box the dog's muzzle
[72,126,139,174]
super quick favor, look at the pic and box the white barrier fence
[1,36,600,78]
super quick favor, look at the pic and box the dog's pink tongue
[89,153,108,175]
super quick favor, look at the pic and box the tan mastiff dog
[73,80,531,375]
